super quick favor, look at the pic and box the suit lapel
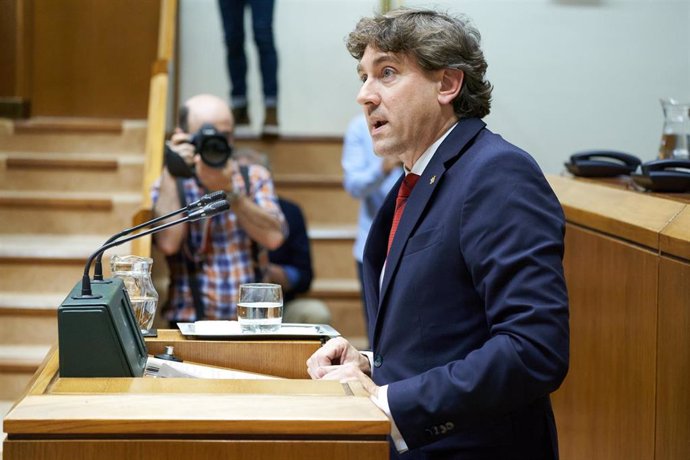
[362,174,402,312]
[373,118,487,338]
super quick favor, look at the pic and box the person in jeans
[218,0,279,138]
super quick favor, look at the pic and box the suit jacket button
[374,355,383,367]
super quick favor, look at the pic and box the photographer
[152,93,286,324]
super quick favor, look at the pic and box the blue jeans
[218,0,278,108]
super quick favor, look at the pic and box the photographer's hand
[196,158,284,250]
[169,129,196,166]
[195,156,239,193]
[153,127,196,257]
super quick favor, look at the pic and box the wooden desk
[547,175,690,460]
[3,336,389,460]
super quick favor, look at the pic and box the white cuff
[370,385,409,453]
[360,351,373,370]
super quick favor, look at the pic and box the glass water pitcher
[659,98,690,160]
[110,254,159,332]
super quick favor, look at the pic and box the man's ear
[438,68,464,106]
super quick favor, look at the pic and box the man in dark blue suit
[307,8,569,460]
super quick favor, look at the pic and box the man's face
[356,46,446,166]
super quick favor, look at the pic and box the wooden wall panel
[0,0,18,96]
[552,224,658,460]
[30,0,160,118]
[5,439,387,460]
[656,257,690,460]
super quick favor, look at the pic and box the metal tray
[177,321,340,340]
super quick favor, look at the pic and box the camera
[165,123,233,178]
[188,123,233,167]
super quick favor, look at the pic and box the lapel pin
[429,175,436,185]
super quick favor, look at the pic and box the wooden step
[0,191,141,234]
[13,116,125,134]
[279,188,357,227]
[307,277,366,343]
[251,143,355,227]
[0,293,60,345]
[0,260,85,294]
[237,137,343,176]
[309,226,357,279]
[309,277,360,298]
[0,118,147,154]
[273,173,357,227]
[0,345,50,373]
[0,152,144,193]
[268,168,358,226]
[0,345,50,401]
[273,173,342,188]
[0,293,62,314]
[0,234,132,292]
[0,315,57,346]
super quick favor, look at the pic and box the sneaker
[262,106,279,140]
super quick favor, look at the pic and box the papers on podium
[144,356,283,380]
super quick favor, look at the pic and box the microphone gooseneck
[81,199,230,297]
[92,191,227,280]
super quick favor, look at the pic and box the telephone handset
[631,159,690,192]
[564,150,642,177]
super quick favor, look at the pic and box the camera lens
[200,138,231,167]
[192,123,232,168]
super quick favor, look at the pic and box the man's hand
[168,129,196,166]
[306,337,379,397]
[195,156,240,192]
[306,337,367,376]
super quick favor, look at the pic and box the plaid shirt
[151,163,285,322]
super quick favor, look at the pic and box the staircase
[0,122,366,455]
[0,117,146,456]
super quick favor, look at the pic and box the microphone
[58,198,229,378]
[81,199,230,297]
[92,190,227,280]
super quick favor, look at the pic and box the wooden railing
[131,0,177,257]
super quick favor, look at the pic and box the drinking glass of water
[237,283,284,333]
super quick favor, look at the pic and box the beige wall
[178,0,690,173]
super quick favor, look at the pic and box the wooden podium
[547,175,690,460]
[2,332,390,460]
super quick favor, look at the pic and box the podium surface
[3,334,389,460]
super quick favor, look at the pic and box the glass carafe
[110,254,159,332]
[659,98,690,160]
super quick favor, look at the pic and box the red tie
[387,173,420,254]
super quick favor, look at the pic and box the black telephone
[564,150,642,177]
[631,159,690,192]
